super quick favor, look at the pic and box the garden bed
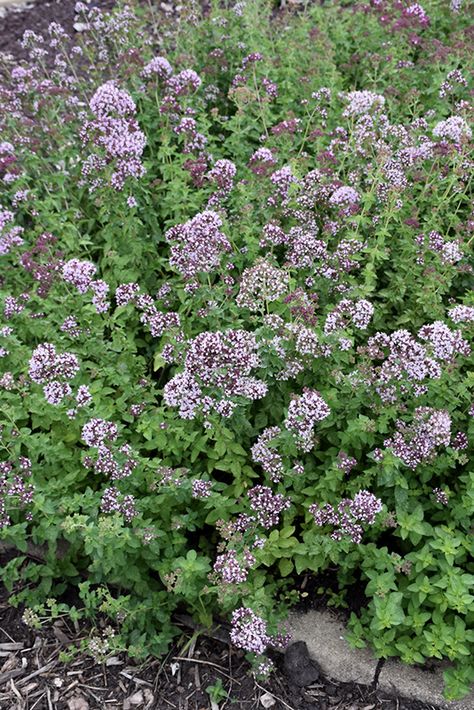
[1,0,473,707]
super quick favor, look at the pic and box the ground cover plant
[0,0,473,701]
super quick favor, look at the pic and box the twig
[172,656,240,684]
[119,670,153,686]
[16,660,57,687]
[0,625,16,643]
[0,642,24,651]
[0,668,24,685]
[10,678,23,702]
[30,691,46,710]
[254,680,297,710]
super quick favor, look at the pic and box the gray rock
[284,640,321,687]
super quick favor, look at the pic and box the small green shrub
[0,0,473,699]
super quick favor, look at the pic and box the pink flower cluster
[237,259,289,311]
[324,299,374,334]
[247,485,290,528]
[163,329,267,419]
[191,479,212,498]
[248,148,276,176]
[433,116,472,143]
[100,486,138,523]
[213,548,256,585]
[329,186,360,215]
[448,305,474,324]
[364,329,445,401]
[384,407,452,470]
[230,607,269,655]
[62,259,109,313]
[309,490,382,544]
[82,81,146,190]
[403,4,430,27]
[141,56,173,80]
[0,207,23,256]
[251,427,284,483]
[342,90,385,117]
[165,211,232,280]
[418,321,470,361]
[0,457,34,528]
[81,419,138,481]
[115,282,180,338]
[206,159,236,205]
[284,389,331,452]
[28,343,80,405]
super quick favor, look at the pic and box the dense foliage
[0,0,473,698]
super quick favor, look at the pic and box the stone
[284,640,321,687]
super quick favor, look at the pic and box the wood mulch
[0,564,440,710]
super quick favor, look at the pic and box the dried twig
[172,656,240,684]
[119,670,153,687]
[16,660,57,687]
[30,691,46,710]
[254,680,297,710]
[0,642,23,652]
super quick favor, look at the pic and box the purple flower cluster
[403,4,430,27]
[268,166,298,204]
[81,418,137,482]
[237,258,289,311]
[418,321,470,361]
[141,56,173,81]
[248,147,276,176]
[213,548,255,585]
[115,282,180,338]
[165,211,232,280]
[82,81,146,190]
[284,389,331,452]
[309,490,382,544]
[433,116,472,143]
[448,305,474,324]
[363,329,444,401]
[342,90,385,117]
[100,486,138,523]
[324,299,374,334]
[62,259,110,313]
[206,159,236,205]
[164,329,266,419]
[432,487,449,506]
[0,207,24,256]
[384,407,452,469]
[247,485,290,528]
[230,607,269,655]
[251,427,284,483]
[166,69,202,97]
[415,230,464,266]
[191,479,212,498]
[0,457,34,528]
[4,295,28,319]
[81,418,118,447]
[329,186,360,216]
[28,343,80,405]
[337,451,357,475]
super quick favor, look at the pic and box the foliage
[0,0,473,699]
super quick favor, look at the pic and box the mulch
[0,558,440,710]
[0,0,117,61]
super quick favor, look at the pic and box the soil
[0,554,441,710]
[0,2,445,708]
[0,0,117,62]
